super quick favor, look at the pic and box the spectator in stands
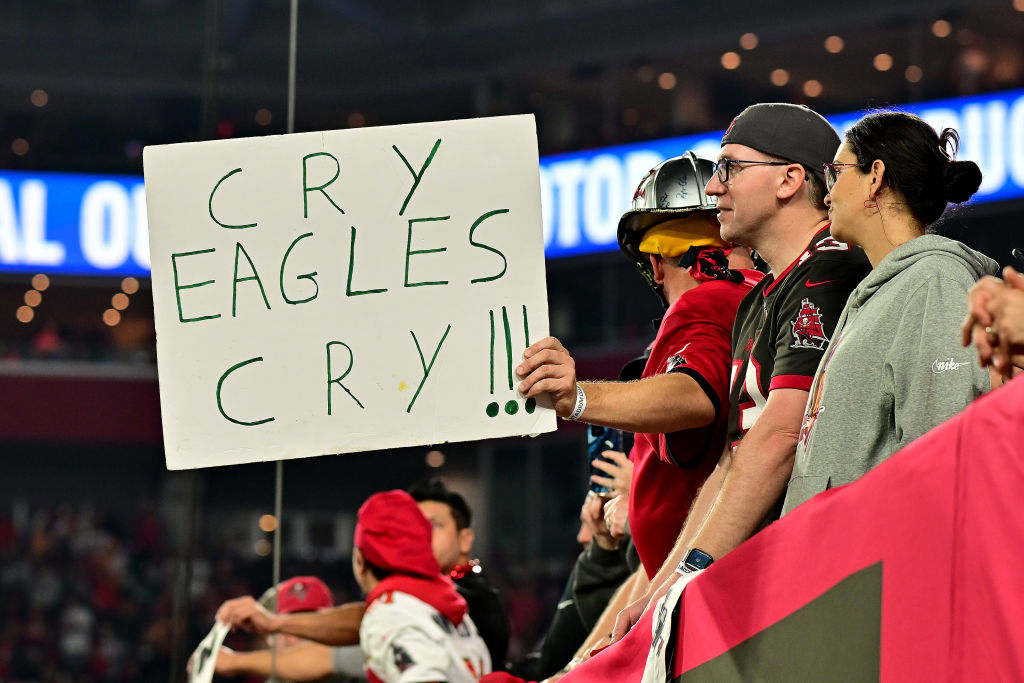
[612,103,871,641]
[407,477,509,669]
[963,264,1024,381]
[0,502,189,681]
[517,151,762,665]
[31,320,65,358]
[782,111,996,515]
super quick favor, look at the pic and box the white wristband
[566,383,587,421]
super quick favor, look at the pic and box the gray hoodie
[782,234,997,515]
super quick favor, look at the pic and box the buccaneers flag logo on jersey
[790,298,830,350]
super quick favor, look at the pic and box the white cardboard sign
[188,620,230,683]
[144,115,554,470]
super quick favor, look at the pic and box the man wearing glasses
[612,103,871,642]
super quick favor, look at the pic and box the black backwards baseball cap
[721,103,840,186]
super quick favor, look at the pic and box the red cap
[276,576,333,614]
[355,490,439,578]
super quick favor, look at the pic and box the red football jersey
[629,272,761,577]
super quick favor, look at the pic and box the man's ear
[776,163,806,201]
[353,547,365,573]
[648,254,666,285]
[458,527,475,556]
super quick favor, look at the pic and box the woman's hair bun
[943,160,982,204]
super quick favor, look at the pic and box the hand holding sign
[516,336,578,417]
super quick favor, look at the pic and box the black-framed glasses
[823,162,866,191]
[711,158,791,183]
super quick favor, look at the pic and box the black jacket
[454,564,510,669]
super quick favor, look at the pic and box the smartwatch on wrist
[676,547,714,575]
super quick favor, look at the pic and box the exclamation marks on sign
[487,305,537,417]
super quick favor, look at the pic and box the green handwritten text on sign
[144,115,555,470]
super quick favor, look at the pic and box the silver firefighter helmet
[617,151,729,300]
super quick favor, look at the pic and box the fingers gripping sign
[516,336,578,417]
[215,595,279,635]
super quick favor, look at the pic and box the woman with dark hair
[782,110,998,515]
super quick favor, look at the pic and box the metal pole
[169,471,200,683]
[199,0,223,142]
[169,1,222,679]
[270,459,284,681]
[272,3,299,680]
[287,0,299,136]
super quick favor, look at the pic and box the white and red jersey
[726,226,870,452]
[361,590,491,683]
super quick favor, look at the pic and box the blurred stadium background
[1,0,1023,679]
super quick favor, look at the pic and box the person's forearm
[646,390,804,601]
[219,642,336,681]
[276,602,365,645]
[644,460,727,600]
[686,407,800,560]
[217,648,271,677]
[606,461,729,645]
[579,373,715,434]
